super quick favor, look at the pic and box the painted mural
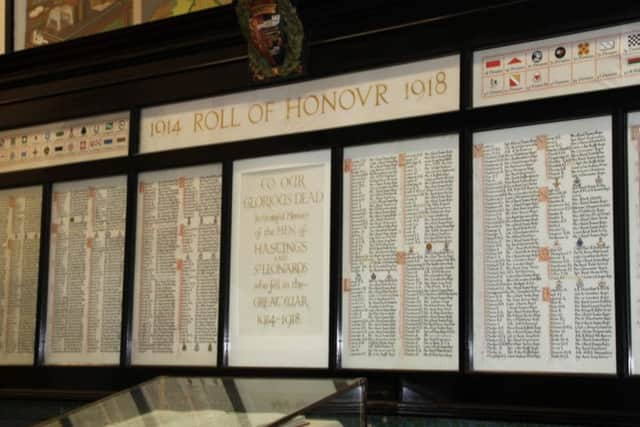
[141,0,232,22]
[23,0,132,48]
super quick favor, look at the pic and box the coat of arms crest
[236,0,304,80]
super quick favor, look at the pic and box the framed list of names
[0,186,42,365]
[628,112,640,374]
[132,164,222,366]
[45,176,127,366]
[341,136,459,370]
[473,116,616,373]
[229,150,331,367]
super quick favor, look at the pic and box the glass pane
[38,376,366,427]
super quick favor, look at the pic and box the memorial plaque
[341,135,459,370]
[229,150,331,367]
[45,176,127,366]
[132,164,222,366]
[0,186,42,365]
[473,117,616,373]
[628,112,640,375]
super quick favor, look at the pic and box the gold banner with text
[140,55,460,153]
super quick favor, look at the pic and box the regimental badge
[578,42,590,56]
[628,33,640,49]
[531,50,543,63]
[237,0,304,81]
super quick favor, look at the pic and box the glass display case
[36,377,366,427]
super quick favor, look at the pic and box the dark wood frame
[2,1,640,425]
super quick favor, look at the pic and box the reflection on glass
[38,376,366,427]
